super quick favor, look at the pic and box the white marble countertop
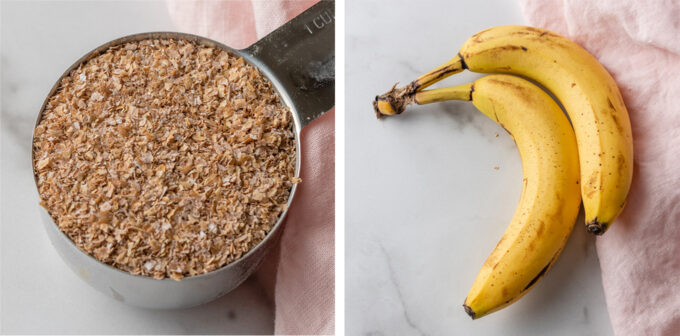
[346,0,614,335]
[1,1,273,334]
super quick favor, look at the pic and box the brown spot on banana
[495,235,506,249]
[607,97,625,134]
[538,30,561,38]
[506,31,534,37]
[524,26,542,34]
[544,203,564,231]
[523,263,550,292]
[462,46,522,64]
[585,171,599,199]
[495,45,526,52]
[470,27,495,40]
[610,112,624,135]
[484,256,498,270]
[522,249,563,293]
[617,152,626,176]
[428,64,463,82]
[536,220,545,237]
[459,52,469,70]
[585,188,597,199]
[505,27,549,38]
[607,97,616,110]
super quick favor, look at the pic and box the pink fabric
[272,110,335,334]
[166,1,334,334]
[518,1,680,335]
[166,0,314,49]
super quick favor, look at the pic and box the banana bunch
[374,25,633,318]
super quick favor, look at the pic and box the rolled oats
[33,39,297,280]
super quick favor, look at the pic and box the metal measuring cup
[32,1,334,309]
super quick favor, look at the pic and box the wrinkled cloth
[166,1,334,334]
[519,1,680,335]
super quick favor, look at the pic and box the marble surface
[1,1,273,334]
[346,0,615,335]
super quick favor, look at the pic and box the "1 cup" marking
[303,7,334,35]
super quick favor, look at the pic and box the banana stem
[413,54,465,91]
[374,54,465,118]
[373,83,474,119]
[414,83,473,105]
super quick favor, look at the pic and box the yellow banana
[375,25,633,235]
[408,75,581,319]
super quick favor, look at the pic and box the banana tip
[586,218,607,235]
[463,304,476,320]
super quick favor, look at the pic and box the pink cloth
[519,1,680,335]
[166,1,335,334]
[270,110,335,334]
[167,0,315,50]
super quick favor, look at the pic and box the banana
[406,75,582,319]
[375,25,633,235]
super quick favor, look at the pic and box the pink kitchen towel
[166,1,335,334]
[518,1,680,335]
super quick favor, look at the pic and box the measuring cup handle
[243,0,335,128]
